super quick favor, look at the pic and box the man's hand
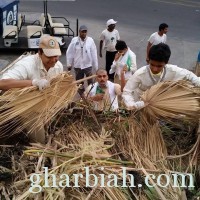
[195,82,200,87]
[32,79,50,91]
[90,94,104,101]
[99,52,102,58]
[134,101,145,109]
[114,52,121,61]
[190,77,200,87]
[126,101,145,110]
[122,64,128,72]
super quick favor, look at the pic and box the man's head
[148,43,171,74]
[159,23,168,34]
[79,25,88,40]
[96,69,108,87]
[38,35,61,70]
[115,40,128,55]
[106,19,117,31]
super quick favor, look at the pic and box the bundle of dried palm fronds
[0,72,78,137]
[141,80,200,119]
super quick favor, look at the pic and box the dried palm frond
[141,80,200,119]
[106,116,184,200]
[1,108,198,200]
[0,72,78,137]
[11,128,133,200]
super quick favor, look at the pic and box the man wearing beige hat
[99,19,120,81]
[0,35,63,91]
[0,35,63,144]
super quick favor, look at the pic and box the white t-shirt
[148,32,167,45]
[100,29,120,52]
[2,53,63,80]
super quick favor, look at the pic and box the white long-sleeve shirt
[109,48,137,80]
[66,36,98,70]
[122,64,200,107]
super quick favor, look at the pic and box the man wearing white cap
[1,35,63,91]
[0,35,63,144]
[99,19,120,81]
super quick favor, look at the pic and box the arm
[91,39,98,71]
[84,85,104,101]
[89,94,104,101]
[114,83,122,95]
[120,71,126,92]
[122,72,145,110]
[1,58,50,91]
[99,40,103,58]
[0,79,32,91]
[109,52,121,74]
[164,34,167,43]
[180,68,200,86]
[128,51,137,73]
[116,30,120,40]
[66,39,75,70]
[122,73,139,106]
[0,78,50,91]
[146,41,152,63]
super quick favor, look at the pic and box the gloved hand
[194,80,200,87]
[32,79,50,91]
[134,101,145,109]
[125,101,145,110]
[190,76,200,87]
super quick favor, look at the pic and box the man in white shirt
[84,69,121,111]
[1,35,63,91]
[109,40,137,89]
[99,19,120,81]
[0,35,63,143]
[123,43,200,110]
[66,25,98,95]
[146,23,168,63]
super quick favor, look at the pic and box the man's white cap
[106,19,117,27]
[39,35,61,57]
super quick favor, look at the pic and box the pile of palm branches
[0,72,78,138]
[141,80,199,120]
[0,80,200,200]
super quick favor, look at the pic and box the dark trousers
[106,51,117,81]
[74,67,93,87]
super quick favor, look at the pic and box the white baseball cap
[106,19,117,27]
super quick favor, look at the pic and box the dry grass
[141,80,200,119]
[0,80,199,199]
[0,72,78,137]
[0,109,199,200]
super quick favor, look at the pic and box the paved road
[1,0,200,71]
